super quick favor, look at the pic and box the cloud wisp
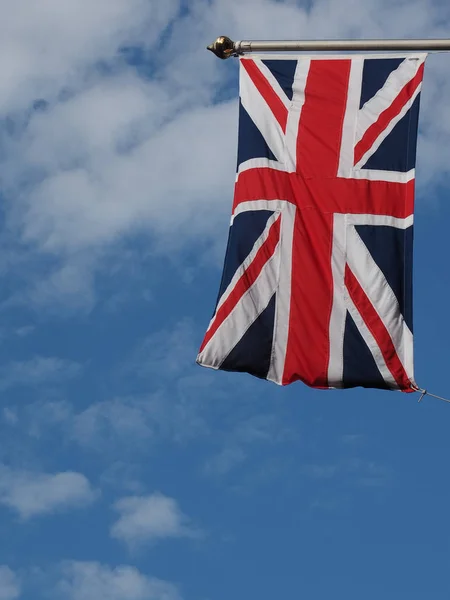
[55,561,181,600]
[0,566,20,600]
[111,492,200,549]
[0,466,97,520]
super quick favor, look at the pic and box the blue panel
[360,58,404,109]
[261,59,297,101]
[343,312,389,390]
[355,224,413,332]
[219,294,276,380]
[237,100,277,170]
[214,211,274,312]
[361,95,421,172]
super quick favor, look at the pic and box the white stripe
[346,168,415,182]
[284,60,310,172]
[338,58,364,178]
[327,214,347,388]
[236,158,284,181]
[346,225,413,377]
[240,63,285,162]
[231,199,293,222]
[345,293,399,390]
[197,240,281,368]
[355,56,424,144]
[354,83,422,169]
[267,202,296,384]
[346,214,413,228]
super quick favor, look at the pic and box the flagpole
[207,36,450,59]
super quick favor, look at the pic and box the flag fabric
[197,53,426,392]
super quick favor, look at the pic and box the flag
[197,53,426,391]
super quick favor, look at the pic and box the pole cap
[207,36,236,59]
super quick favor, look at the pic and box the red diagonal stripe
[199,215,281,354]
[241,59,288,133]
[344,265,413,392]
[354,62,424,167]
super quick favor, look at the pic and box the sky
[0,0,448,598]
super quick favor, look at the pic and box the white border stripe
[267,202,296,384]
[328,214,347,388]
[346,214,413,228]
[284,60,310,172]
[232,199,292,222]
[348,168,415,182]
[236,158,284,181]
[338,58,364,178]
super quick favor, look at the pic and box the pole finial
[207,36,236,59]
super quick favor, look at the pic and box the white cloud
[111,493,199,548]
[56,562,180,600]
[0,566,20,600]
[0,466,97,519]
[0,356,81,391]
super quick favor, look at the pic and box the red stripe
[241,59,288,133]
[282,209,333,387]
[296,60,351,177]
[233,168,415,218]
[199,215,281,354]
[354,63,424,166]
[344,266,414,392]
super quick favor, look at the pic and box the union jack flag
[197,54,426,391]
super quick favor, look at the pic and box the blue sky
[0,0,448,598]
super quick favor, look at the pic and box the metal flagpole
[207,36,450,59]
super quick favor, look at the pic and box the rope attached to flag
[414,387,450,405]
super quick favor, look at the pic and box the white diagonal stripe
[267,201,296,385]
[228,199,296,385]
[355,56,424,144]
[197,240,281,368]
[211,211,281,320]
[346,225,413,377]
[345,293,399,390]
[240,61,285,162]
[354,83,422,170]
[250,59,291,111]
